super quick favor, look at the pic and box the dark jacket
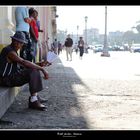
[78,40,84,48]
[65,38,73,47]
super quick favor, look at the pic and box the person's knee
[29,69,41,80]
[31,69,40,74]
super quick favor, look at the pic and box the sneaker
[28,96,47,111]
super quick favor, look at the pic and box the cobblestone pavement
[1,50,140,130]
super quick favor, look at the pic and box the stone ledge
[0,87,20,118]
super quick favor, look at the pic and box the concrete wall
[0,87,20,118]
[0,6,15,52]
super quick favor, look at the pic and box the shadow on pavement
[0,56,92,129]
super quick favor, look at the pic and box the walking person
[15,6,32,62]
[78,37,84,59]
[0,31,51,111]
[64,34,73,61]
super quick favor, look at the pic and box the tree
[122,31,135,44]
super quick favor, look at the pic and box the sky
[56,6,140,35]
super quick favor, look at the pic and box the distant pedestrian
[78,37,84,59]
[52,38,59,55]
[58,41,62,55]
[15,6,32,62]
[64,34,73,61]
[73,42,78,54]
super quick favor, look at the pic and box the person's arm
[7,51,49,79]
[24,18,31,24]
[38,29,43,32]
[23,8,31,24]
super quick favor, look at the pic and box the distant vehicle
[88,45,94,50]
[93,44,103,53]
[131,44,140,53]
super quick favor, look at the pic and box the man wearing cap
[0,31,50,111]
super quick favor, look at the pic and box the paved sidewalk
[0,52,89,129]
[1,51,140,130]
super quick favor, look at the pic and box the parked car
[93,44,103,53]
[88,45,94,50]
[131,44,140,53]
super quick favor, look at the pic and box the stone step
[0,87,20,118]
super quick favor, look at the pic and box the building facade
[0,6,58,61]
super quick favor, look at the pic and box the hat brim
[11,36,28,44]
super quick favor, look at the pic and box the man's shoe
[37,95,48,103]
[28,97,47,111]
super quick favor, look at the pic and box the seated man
[0,31,50,111]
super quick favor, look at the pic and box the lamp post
[64,29,67,44]
[85,16,88,53]
[65,29,67,37]
[77,25,79,43]
[101,6,110,57]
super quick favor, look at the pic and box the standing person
[0,31,51,111]
[58,41,62,55]
[15,6,32,62]
[34,9,45,62]
[78,37,84,59]
[53,38,59,54]
[64,34,73,61]
[29,8,39,63]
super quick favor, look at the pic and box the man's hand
[37,61,52,67]
[24,17,31,24]
[42,69,49,79]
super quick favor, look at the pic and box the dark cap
[11,31,28,44]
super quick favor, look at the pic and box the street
[1,50,140,130]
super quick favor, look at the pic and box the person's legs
[81,47,84,57]
[69,47,72,61]
[34,43,38,63]
[1,69,46,110]
[0,70,30,87]
[25,32,33,62]
[79,47,82,57]
[30,39,36,63]
[79,47,84,59]
[66,47,69,60]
